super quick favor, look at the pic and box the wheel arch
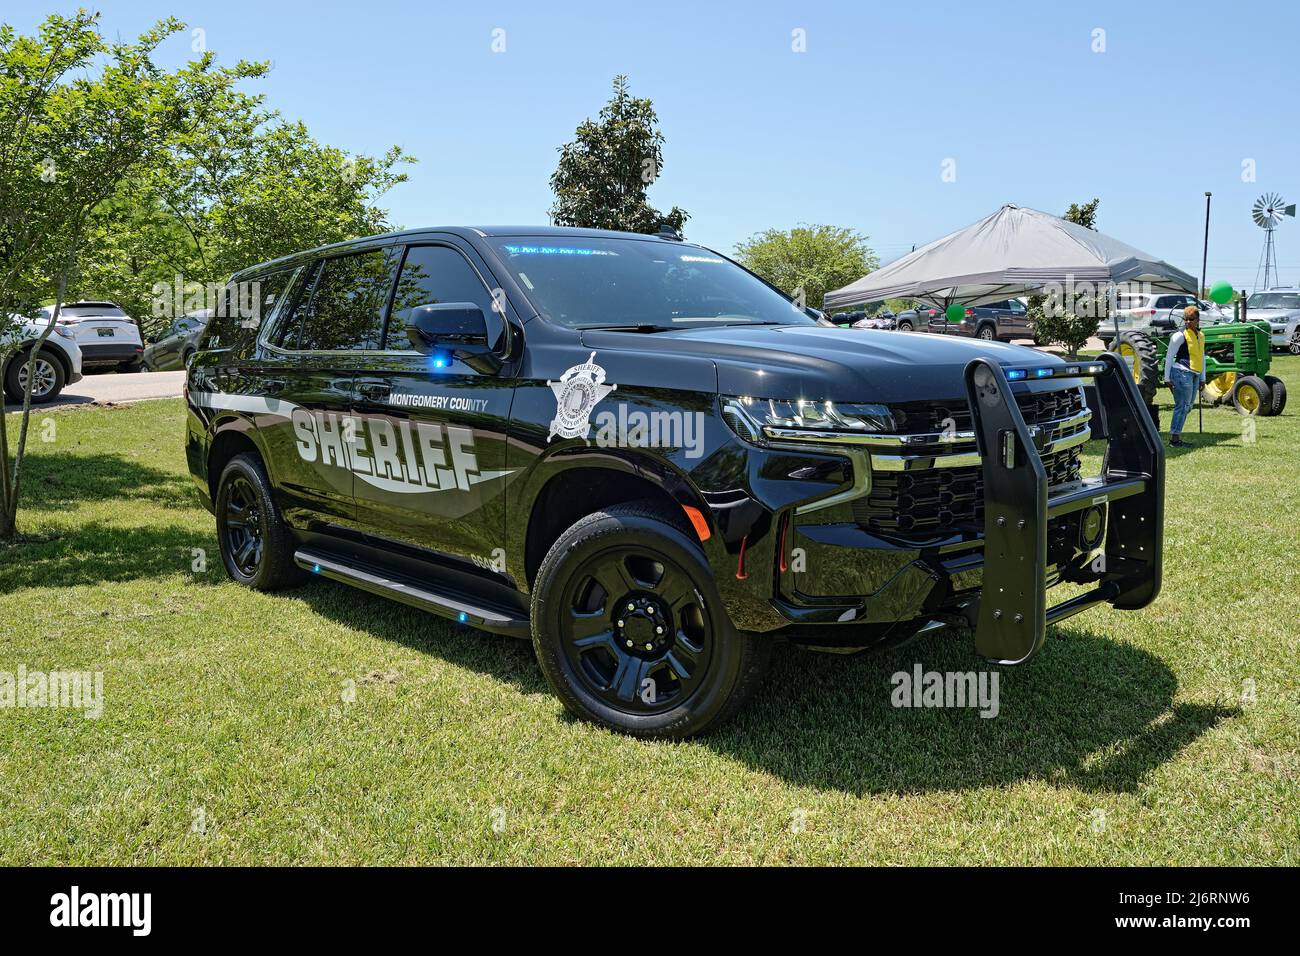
[206,418,271,503]
[4,339,73,383]
[519,454,711,589]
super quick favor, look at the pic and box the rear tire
[1110,330,1161,405]
[1263,375,1287,416]
[531,499,770,738]
[214,452,307,591]
[4,349,64,404]
[1231,375,1271,417]
[976,323,996,341]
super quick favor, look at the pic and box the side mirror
[405,302,501,373]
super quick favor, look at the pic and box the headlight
[721,395,895,444]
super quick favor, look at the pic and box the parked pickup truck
[930,299,1035,342]
[187,225,1165,738]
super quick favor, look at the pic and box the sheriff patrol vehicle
[186,226,1164,738]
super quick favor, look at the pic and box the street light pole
[1199,192,1211,436]
[1201,192,1211,298]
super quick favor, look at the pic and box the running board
[294,549,531,638]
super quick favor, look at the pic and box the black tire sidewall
[531,509,746,738]
[214,453,299,589]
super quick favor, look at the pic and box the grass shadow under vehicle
[709,627,1237,797]
[291,572,1235,797]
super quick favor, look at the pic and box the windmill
[1252,192,1296,290]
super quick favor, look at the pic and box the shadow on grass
[16,451,194,511]
[0,521,219,590]
[297,574,1235,796]
[709,627,1237,796]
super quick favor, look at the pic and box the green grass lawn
[2,361,1297,865]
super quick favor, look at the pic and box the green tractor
[1111,320,1287,417]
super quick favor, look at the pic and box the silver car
[1244,289,1300,353]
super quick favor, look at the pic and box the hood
[579,324,1075,404]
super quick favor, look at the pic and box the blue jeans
[1170,367,1198,435]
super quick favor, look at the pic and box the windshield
[1247,292,1300,310]
[487,236,817,330]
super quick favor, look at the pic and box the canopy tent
[824,204,1197,311]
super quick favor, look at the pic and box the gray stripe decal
[190,390,297,417]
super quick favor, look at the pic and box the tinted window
[487,237,816,331]
[203,268,298,353]
[385,245,498,351]
[298,249,396,351]
[61,304,127,318]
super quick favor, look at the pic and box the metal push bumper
[964,352,1164,664]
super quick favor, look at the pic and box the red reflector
[778,513,789,573]
[681,505,711,542]
[735,535,748,580]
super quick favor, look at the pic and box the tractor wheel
[1231,375,1272,416]
[1263,376,1287,416]
[1203,371,1236,405]
[1110,330,1160,404]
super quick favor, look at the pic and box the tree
[0,12,261,540]
[75,102,412,340]
[733,224,878,311]
[549,76,687,235]
[1028,199,1105,358]
[1063,198,1100,230]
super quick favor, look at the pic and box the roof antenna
[655,224,682,241]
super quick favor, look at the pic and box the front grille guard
[965,353,1164,664]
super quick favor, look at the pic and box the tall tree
[733,224,878,310]
[0,12,261,540]
[1028,199,1104,357]
[549,76,687,235]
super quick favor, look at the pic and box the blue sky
[11,0,1300,289]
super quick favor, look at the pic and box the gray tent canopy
[824,204,1197,311]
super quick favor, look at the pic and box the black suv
[187,226,1165,738]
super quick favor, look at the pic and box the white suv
[1099,293,1229,346]
[3,314,84,404]
[1244,288,1300,353]
[36,300,144,372]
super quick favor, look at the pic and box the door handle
[357,382,391,401]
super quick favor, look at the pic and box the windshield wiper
[577,324,677,333]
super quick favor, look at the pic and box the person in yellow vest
[1163,305,1205,447]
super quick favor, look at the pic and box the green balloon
[945,304,965,323]
[1209,281,1234,305]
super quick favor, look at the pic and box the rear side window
[297,249,397,351]
[203,268,297,354]
[385,245,499,351]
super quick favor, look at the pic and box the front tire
[531,500,770,739]
[215,453,307,591]
[1231,375,1271,417]
[896,319,914,332]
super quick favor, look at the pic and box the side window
[1154,295,1181,310]
[203,268,296,354]
[385,244,499,352]
[298,249,397,351]
[1008,299,1025,313]
[271,264,318,350]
